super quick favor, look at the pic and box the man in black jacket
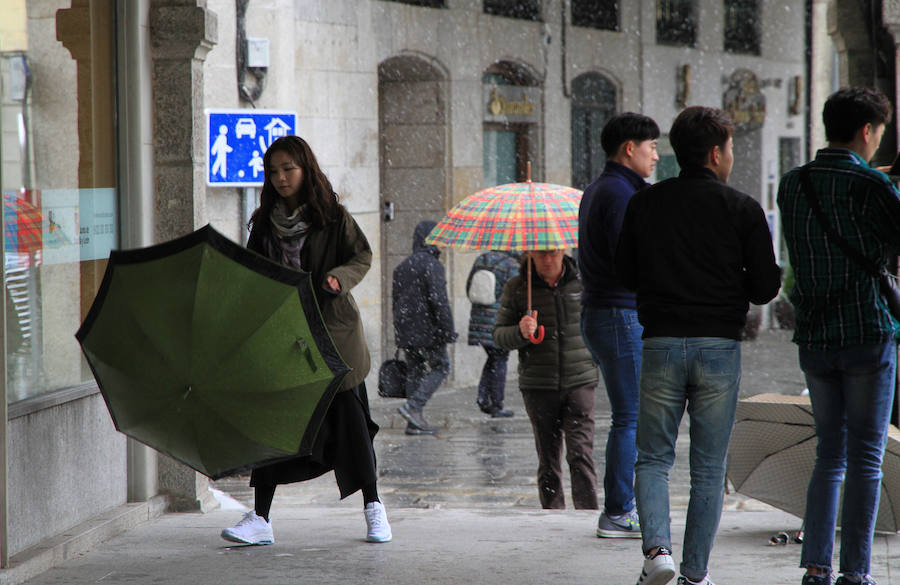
[616,107,781,585]
[393,220,458,435]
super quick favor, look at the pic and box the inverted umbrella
[76,224,349,479]
[425,166,582,343]
[727,393,900,533]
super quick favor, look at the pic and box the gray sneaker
[597,508,642,538]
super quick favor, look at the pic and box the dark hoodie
[392,221,458,348]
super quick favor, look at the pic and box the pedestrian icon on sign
[207,110,296,186]
[211,125,233,179]
[248,150,264,178]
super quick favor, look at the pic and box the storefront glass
[0,0,118,404]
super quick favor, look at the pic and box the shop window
[1,2,119,404]
[724,0,760,55]
[571,73,617,190]
[483,0,541,21]
[482,66,540,187]
[382,0,445,7]
[657,0,696,47]
[572,0,618,31]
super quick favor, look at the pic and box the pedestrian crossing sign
[206,109,297,187]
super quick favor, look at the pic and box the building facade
[5,0,882,581]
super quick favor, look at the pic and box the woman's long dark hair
[248,136,339,232]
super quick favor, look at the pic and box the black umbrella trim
[76,224,351,474]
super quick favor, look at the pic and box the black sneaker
[490,408,514,418]
[802,574,832,585]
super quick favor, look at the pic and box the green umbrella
[76,224,349,480]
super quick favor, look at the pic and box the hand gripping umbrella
[727,393,900,533]
[76,225,350,480]
[425,164,582,344]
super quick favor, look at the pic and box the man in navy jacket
[578,112,660,539]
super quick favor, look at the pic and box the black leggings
[254,483,379,521]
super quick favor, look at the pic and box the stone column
[149,0,218,512]
[884,0,900,147]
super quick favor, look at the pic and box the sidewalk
[13,330,900,584]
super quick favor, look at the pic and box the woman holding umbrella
[220,136,391,545]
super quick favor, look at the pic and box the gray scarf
[269,200,311,270]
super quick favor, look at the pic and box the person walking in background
[221,135,391,546]
[466,250,520,418]
[493,249,599,509]
[393,220,458,435]
[616,107,781,585]
[778,87,900,585]
[578,112,660,539]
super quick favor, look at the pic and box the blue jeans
[635,337,741,583]
[798,342,897,578]
[581,306,642,515]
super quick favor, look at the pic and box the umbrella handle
[529,325,544,344]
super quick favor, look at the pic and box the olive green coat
[493,256,598,392]
[248,204,372,390]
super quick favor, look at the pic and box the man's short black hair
[668,106,734,169]
[823,87,892,143]
[600,112,661,157]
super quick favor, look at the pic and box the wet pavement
[212,329,807,511]
[15,329,900,585]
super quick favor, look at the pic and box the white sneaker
[220,510,274,545]
[636,546,676,585]
[364,500,392,543]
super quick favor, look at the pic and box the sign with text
[206,109,297,187]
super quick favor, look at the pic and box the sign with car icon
[206,109,297,186]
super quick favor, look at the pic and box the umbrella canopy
[424,180,582,251]
[76,224,350,479]
[727,393,900,533]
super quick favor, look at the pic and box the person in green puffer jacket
[493,249,599,509]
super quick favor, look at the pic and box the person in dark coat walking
[493,250,599,510]
[393,220,458,435]
[466,250,520,417]
[220,136,391,546]
[616,107,780,585]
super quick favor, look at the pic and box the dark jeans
[580,306,642,516]
[477,346,510,412]
[799,342,897,578]
[521,384,599,510]
[404,345,450,411]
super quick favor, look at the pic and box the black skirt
[249,383,379,499]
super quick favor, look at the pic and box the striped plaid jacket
[777,148,900,350]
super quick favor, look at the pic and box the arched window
[571,73,616,190]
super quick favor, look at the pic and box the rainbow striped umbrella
[425,177,582,344]
[424,180,582,252]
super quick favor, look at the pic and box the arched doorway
[570,72,617,190]
[378,55,449,354]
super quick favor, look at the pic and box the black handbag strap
[798,164,883,278]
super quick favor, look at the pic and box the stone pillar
[149,0,218,513]
[884,0,900,147]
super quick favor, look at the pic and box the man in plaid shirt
[778,87,900,585]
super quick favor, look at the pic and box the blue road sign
[206,109,297,186]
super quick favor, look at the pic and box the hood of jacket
[413,220,440,257]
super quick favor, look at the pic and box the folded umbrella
[76,224,349,479]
